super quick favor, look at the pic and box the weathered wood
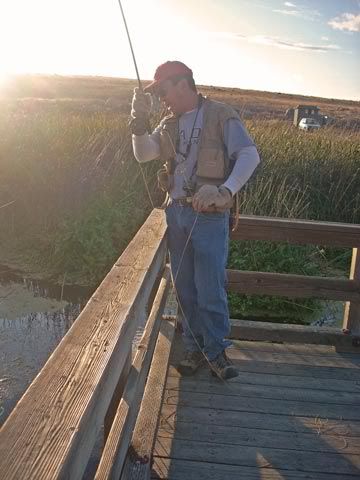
[104,351,132,441]
[154,437,360,475]
[226,269,360,301]
[165,375,360,406]
[160,404,360,437]
[151,458,359,480]
[153,333,360,478]
[95,267,171,480]
[172,331,359,358]
[157,421,360,454]
[227,343,360,368]
[230,214,360,248]
[121,319,176,480]
[170,358,360,382]
[168,365,360,393]
[0,209,167,480]
[170,333,360,376]
[163,389,360,420]
[343,248,360,334]
[234,339,341,355]
[230,318,360,350]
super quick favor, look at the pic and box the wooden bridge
[0,209,359,479]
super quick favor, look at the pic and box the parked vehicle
[285,104,327,126]
[298,117,321,131]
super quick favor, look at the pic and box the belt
[171,197,193,207]
[171,197,228,213]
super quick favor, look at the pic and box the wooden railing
[228,215,360,343]
[0,209,168,480]
[0,209,359,480]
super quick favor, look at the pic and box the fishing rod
[116,1,235,385]
[117,0,143,91]
[117,0,155,207]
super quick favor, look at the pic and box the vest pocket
[196,147,225,179]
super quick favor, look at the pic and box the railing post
[343,248,360,334]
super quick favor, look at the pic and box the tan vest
[158,96,241,194]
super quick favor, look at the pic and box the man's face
[155,78,186,115]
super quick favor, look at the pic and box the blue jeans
[165,203,232,361]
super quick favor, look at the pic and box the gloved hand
[192,185,232,211]
[131,87,151,119]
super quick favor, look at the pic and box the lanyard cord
[175,94,203,164]
[175,94,204,194]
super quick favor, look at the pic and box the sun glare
[0,71,11,90]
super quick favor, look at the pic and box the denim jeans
[165,203,232,361]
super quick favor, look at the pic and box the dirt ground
[1,74,359,127]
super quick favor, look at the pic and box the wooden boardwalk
[151,333,360,480]
[0,210,359,480]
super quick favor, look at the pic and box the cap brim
[143,80,162,93]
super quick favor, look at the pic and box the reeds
[0,111,358,293]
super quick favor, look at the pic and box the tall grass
[243,120,360,222]
[0,111,359,302]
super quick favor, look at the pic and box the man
[130,61,260,380]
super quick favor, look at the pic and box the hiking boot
[210,351,239,380]
[177,350,205,376]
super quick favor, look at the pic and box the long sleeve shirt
[133,107,260,198]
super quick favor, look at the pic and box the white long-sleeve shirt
[133,107,260,198]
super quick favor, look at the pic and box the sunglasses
[154,75,189,99]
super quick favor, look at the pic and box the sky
[0,0,359,100]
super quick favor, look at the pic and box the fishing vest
[157,96,241,196]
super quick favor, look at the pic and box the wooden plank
[0,209,167,480]
[226,344,360,368]
[153,437,360,475]
[160,404,360,437]
[104,352,132,441]
[226,269,360,301]
[157,421,360,454]
[151,457,359,480]
[121,319,176,480]
[169,358,360,382]
[168,365,360,393]
[233,339,344,355]
[230,214,360,248]
[230,319,360,351]
[163,390,360,420]
[95,267,171,480]
[165,375,360,406]
[344,248,360,334]
[171,332,360,360]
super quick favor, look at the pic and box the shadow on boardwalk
[152,334,360,479]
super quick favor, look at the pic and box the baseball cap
[144,61,193,93]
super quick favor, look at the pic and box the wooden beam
[95,267,171,480]
[230,215,360,248]
[121,319,176,480]
[0,209,167,480]
[227,269,360,301]
[230,319,360,351]
[343,248,360,335]
[104,351,132,442]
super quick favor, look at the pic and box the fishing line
[117,0,155,209]
[169,213,237,388]
[116,0,235,385]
